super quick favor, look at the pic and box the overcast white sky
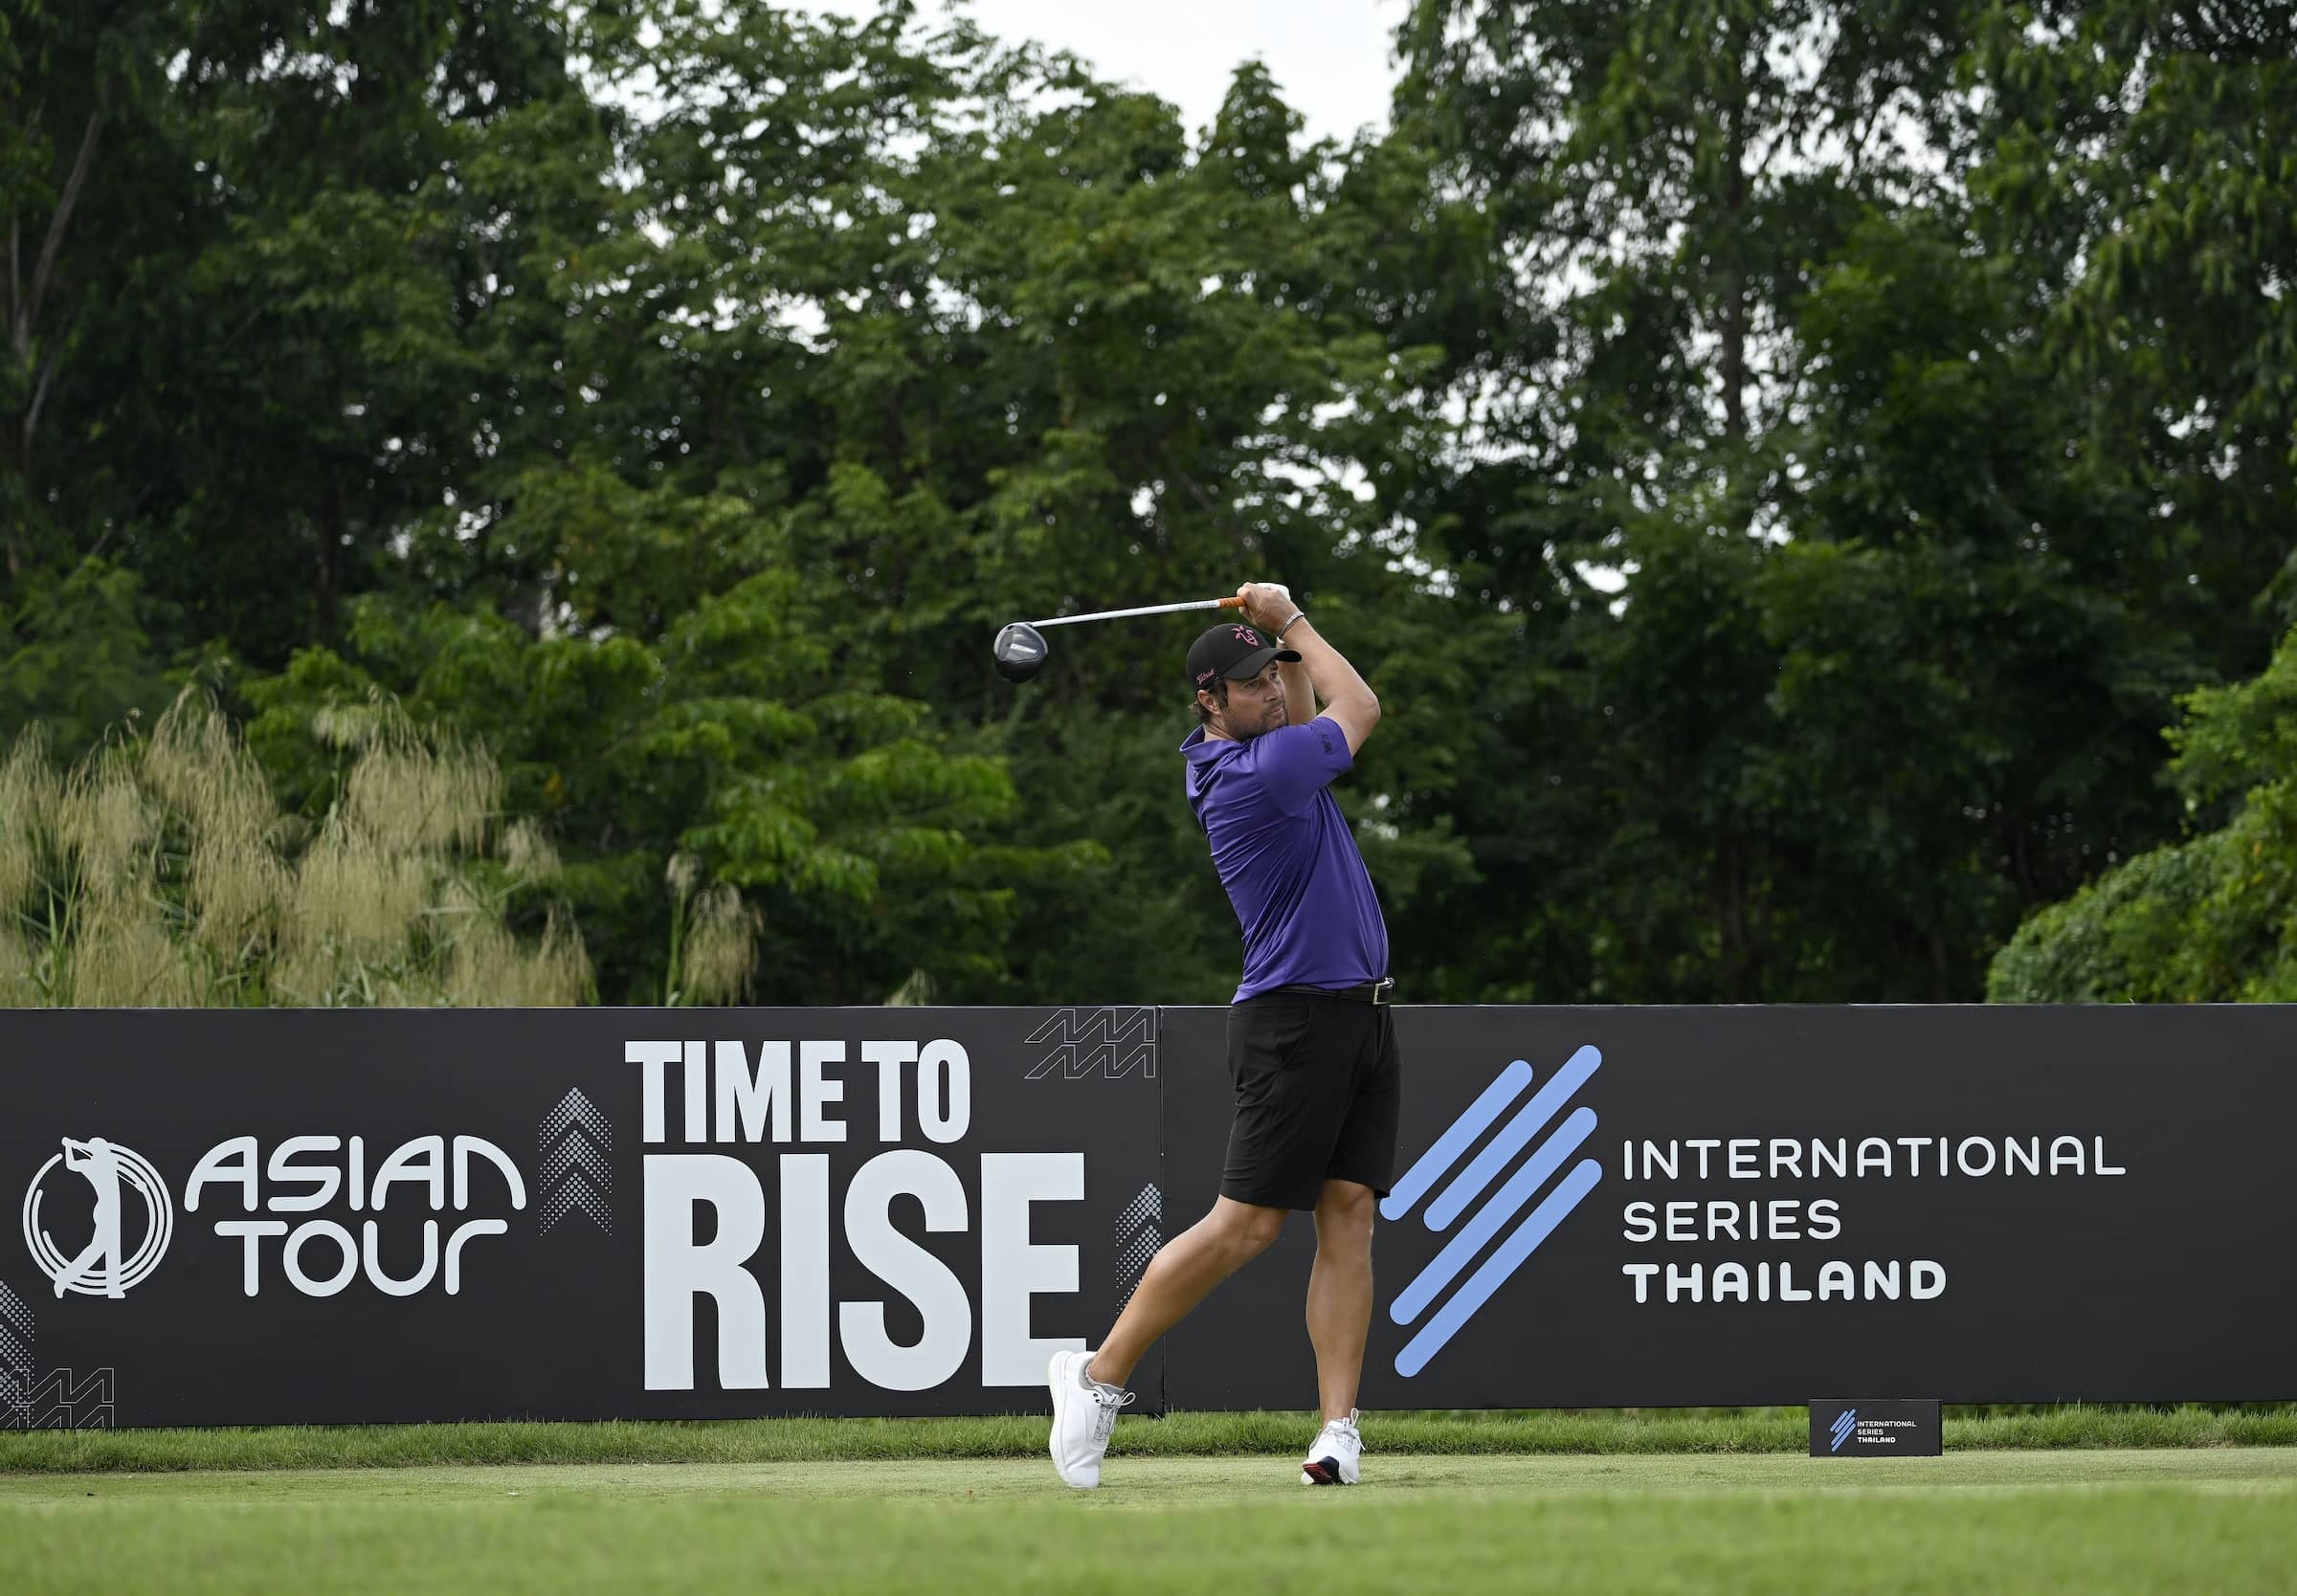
[801,0,1409,146]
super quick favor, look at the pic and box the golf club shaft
[1030,596,1245,629]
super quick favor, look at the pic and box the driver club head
[992,621,1050,683]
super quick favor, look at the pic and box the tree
[1971,0,2297,671]
[22,0,2287,1008]
[239,553,1090,1006]
[1370,2,2229,1002]
[1,0,190,577]
[0,555,175,754]
[417,9,1481,1003]
[1991,623,2297,1003]
[2,0,617,666]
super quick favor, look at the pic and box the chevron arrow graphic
[541,1089,612,1145]
[540,1136,611,1187]
[538,1089,613,1234]
[539,1175,611,1232]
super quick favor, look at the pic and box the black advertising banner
[7,1004,2294,1427]
[1166,1005,2297,1408]
[1,1008,1161,1428]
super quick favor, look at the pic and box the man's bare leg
[1088,1196,1287,1387]
[1305,1179,1376,1420]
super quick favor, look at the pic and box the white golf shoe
[1300,1409,1362,1485]
[1047,1348,1134,1489]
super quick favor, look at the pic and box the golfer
[1049,580,1396,1489]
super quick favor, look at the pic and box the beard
[1215,693,1285,740]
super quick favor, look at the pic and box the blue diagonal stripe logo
[1830,1409,1859,1452]
[1383,1046,1604,1377]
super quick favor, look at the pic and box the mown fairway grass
[4,1450,2295,1595]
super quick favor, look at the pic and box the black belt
[1272,978,1394,1007]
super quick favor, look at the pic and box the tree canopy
[4,0,2291,1005]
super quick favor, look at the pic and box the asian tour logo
[1381,1046,1603,1376]
[1830,1408,1859,1452]
[21,1138,173,1299]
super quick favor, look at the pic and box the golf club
[993,594,1247,683]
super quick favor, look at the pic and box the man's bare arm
[1276,640,1317,728]
[1285,619,1380,754]
[1238,585,1379,755]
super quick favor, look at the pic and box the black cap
[1187,620,1300,695]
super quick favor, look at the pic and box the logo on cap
[1232,626,1260,646]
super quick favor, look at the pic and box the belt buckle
[1370,978,1393,1006]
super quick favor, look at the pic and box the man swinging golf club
[1049,580,1396,1489]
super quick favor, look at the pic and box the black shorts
[1220,989,1403,1211]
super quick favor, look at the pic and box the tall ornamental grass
[0,695,590,1007]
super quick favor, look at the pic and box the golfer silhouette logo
[20,1137,173,1299]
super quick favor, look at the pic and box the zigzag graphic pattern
[1114,1184,1162,1307]
[1024,1008,1158,1080]
[538,1088,612,1233]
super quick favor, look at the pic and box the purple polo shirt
[1181,715,1391,1003]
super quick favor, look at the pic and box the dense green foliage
[4,0,2293,1004]
[1991,623,2297,1002]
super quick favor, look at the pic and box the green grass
[3,1405,2293,1474]
[3,1452,2295,1594]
